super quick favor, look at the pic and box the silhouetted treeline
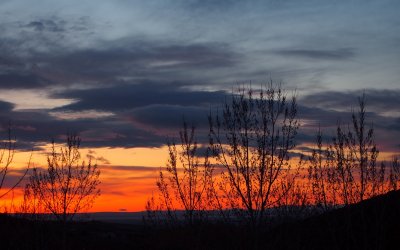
[146,85,400,229]
[0,84,399,249]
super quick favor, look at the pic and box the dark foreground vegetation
[1,190,399,250]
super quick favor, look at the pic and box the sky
[0,0,399,211]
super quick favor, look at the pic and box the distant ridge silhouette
[1,190,399,249]
[268,190,400,250]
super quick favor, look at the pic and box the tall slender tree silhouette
[152,121,213,225]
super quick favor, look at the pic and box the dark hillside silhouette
[268,190,400,250]
[1,190,399,249]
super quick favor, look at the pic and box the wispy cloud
[273,48,355,60]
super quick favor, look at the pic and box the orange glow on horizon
[1,146,168,212]
[1,143,398,213]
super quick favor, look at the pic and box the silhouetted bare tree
[307,128,332,210]
[328,123,356,205]
[388,156,400,191]
[0,128,29,201]
[325,94,383,205]
[208,84,300,226]
[26,134,100,223]
[151,121,213,225]
[307,94,388,209]
[347,94,380,201]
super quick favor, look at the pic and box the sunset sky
[0,0,399,211]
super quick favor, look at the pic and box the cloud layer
[0,1,398,157]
